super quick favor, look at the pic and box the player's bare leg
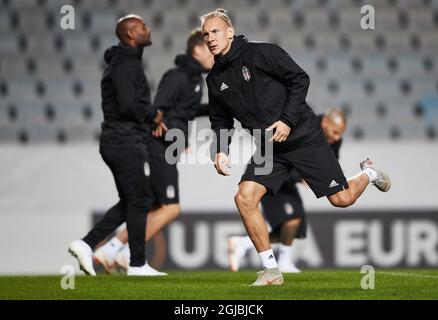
[116,204,180,243]
[279,218,300,246]
[328,158,391,208]
[234,181,283,286]
[94,204,180,273]
[327,173,369,208]
[234,181,270,252]
[228,182,270,272]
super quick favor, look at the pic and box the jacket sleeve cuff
[280,114,298,128]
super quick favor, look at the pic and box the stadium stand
[0,0,437,143]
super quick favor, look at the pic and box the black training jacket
[207,35,320,155]
[100,43,156,146]
[153,54,208,143]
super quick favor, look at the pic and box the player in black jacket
[201,9,391,286]
[228,108,347,273]
[92,29,214,274]
[68,15,165,276]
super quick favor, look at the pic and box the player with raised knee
[228,107,348,274]
[201,8,390,286]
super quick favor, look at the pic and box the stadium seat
[0,55,29,80]
[71,0,115,10]
[397,53,429,77]
[55,32,94,55]
[232,8,262,33]
[395,0,427,9]
[348,32,378,55]
[13,101,50,127]
[17,9,50,33]
[70,55,102,83]
[325,54,355,78]
[361,54,392,78]
[32,57,69,81]
[0,11,14,32]
[88,11,119,33]
[3,79,44,104]
[1,0,437,143]
[301,8,331,32]
[266,9,293,34]
[4,0,42,9]
[408,8,435,32]
[291,0,321,10]
[0,33,20,55]
[419,30,438,54]
[376,8,401,32]
[383,31,415,54]
[15,35,52,57]
[0,102,14,126]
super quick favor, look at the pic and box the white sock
[102,237,124,259]
[278,244,294,265]
[119,244,131,259]
[240,236,255,251]
[259,249,278,269]
[362,168,378,183]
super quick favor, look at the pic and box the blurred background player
[68,15,165,276]
[92,29,214,274]
[228,107,347,273]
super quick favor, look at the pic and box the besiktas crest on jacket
[242,66,251,81]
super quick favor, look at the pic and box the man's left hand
[266,120,291,142]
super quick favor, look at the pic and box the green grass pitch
[1,269,437,300]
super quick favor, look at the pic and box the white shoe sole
[68,248,96,276]
[250,276,284,286]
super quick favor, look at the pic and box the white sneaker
[115,250,130,272]
[278,262,301,273]
[250,268,284,286]
[68,240,96,276]
[93,246,115,274]
[127,262,168,276]
[228,236,247,272]
[360,158,391,192]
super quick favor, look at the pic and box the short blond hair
[200,8,233,28]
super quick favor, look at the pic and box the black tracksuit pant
[82,142,153,267]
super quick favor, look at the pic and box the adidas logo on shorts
[329,180,339,188]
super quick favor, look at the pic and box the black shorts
[240,131,348,198]
[261,184,307,239]
[147,137,179,206]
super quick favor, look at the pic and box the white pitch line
[378,271,438,279]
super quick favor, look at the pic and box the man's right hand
[153,110,164,125]
[152,121,168,137]
[214,152,231,176]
